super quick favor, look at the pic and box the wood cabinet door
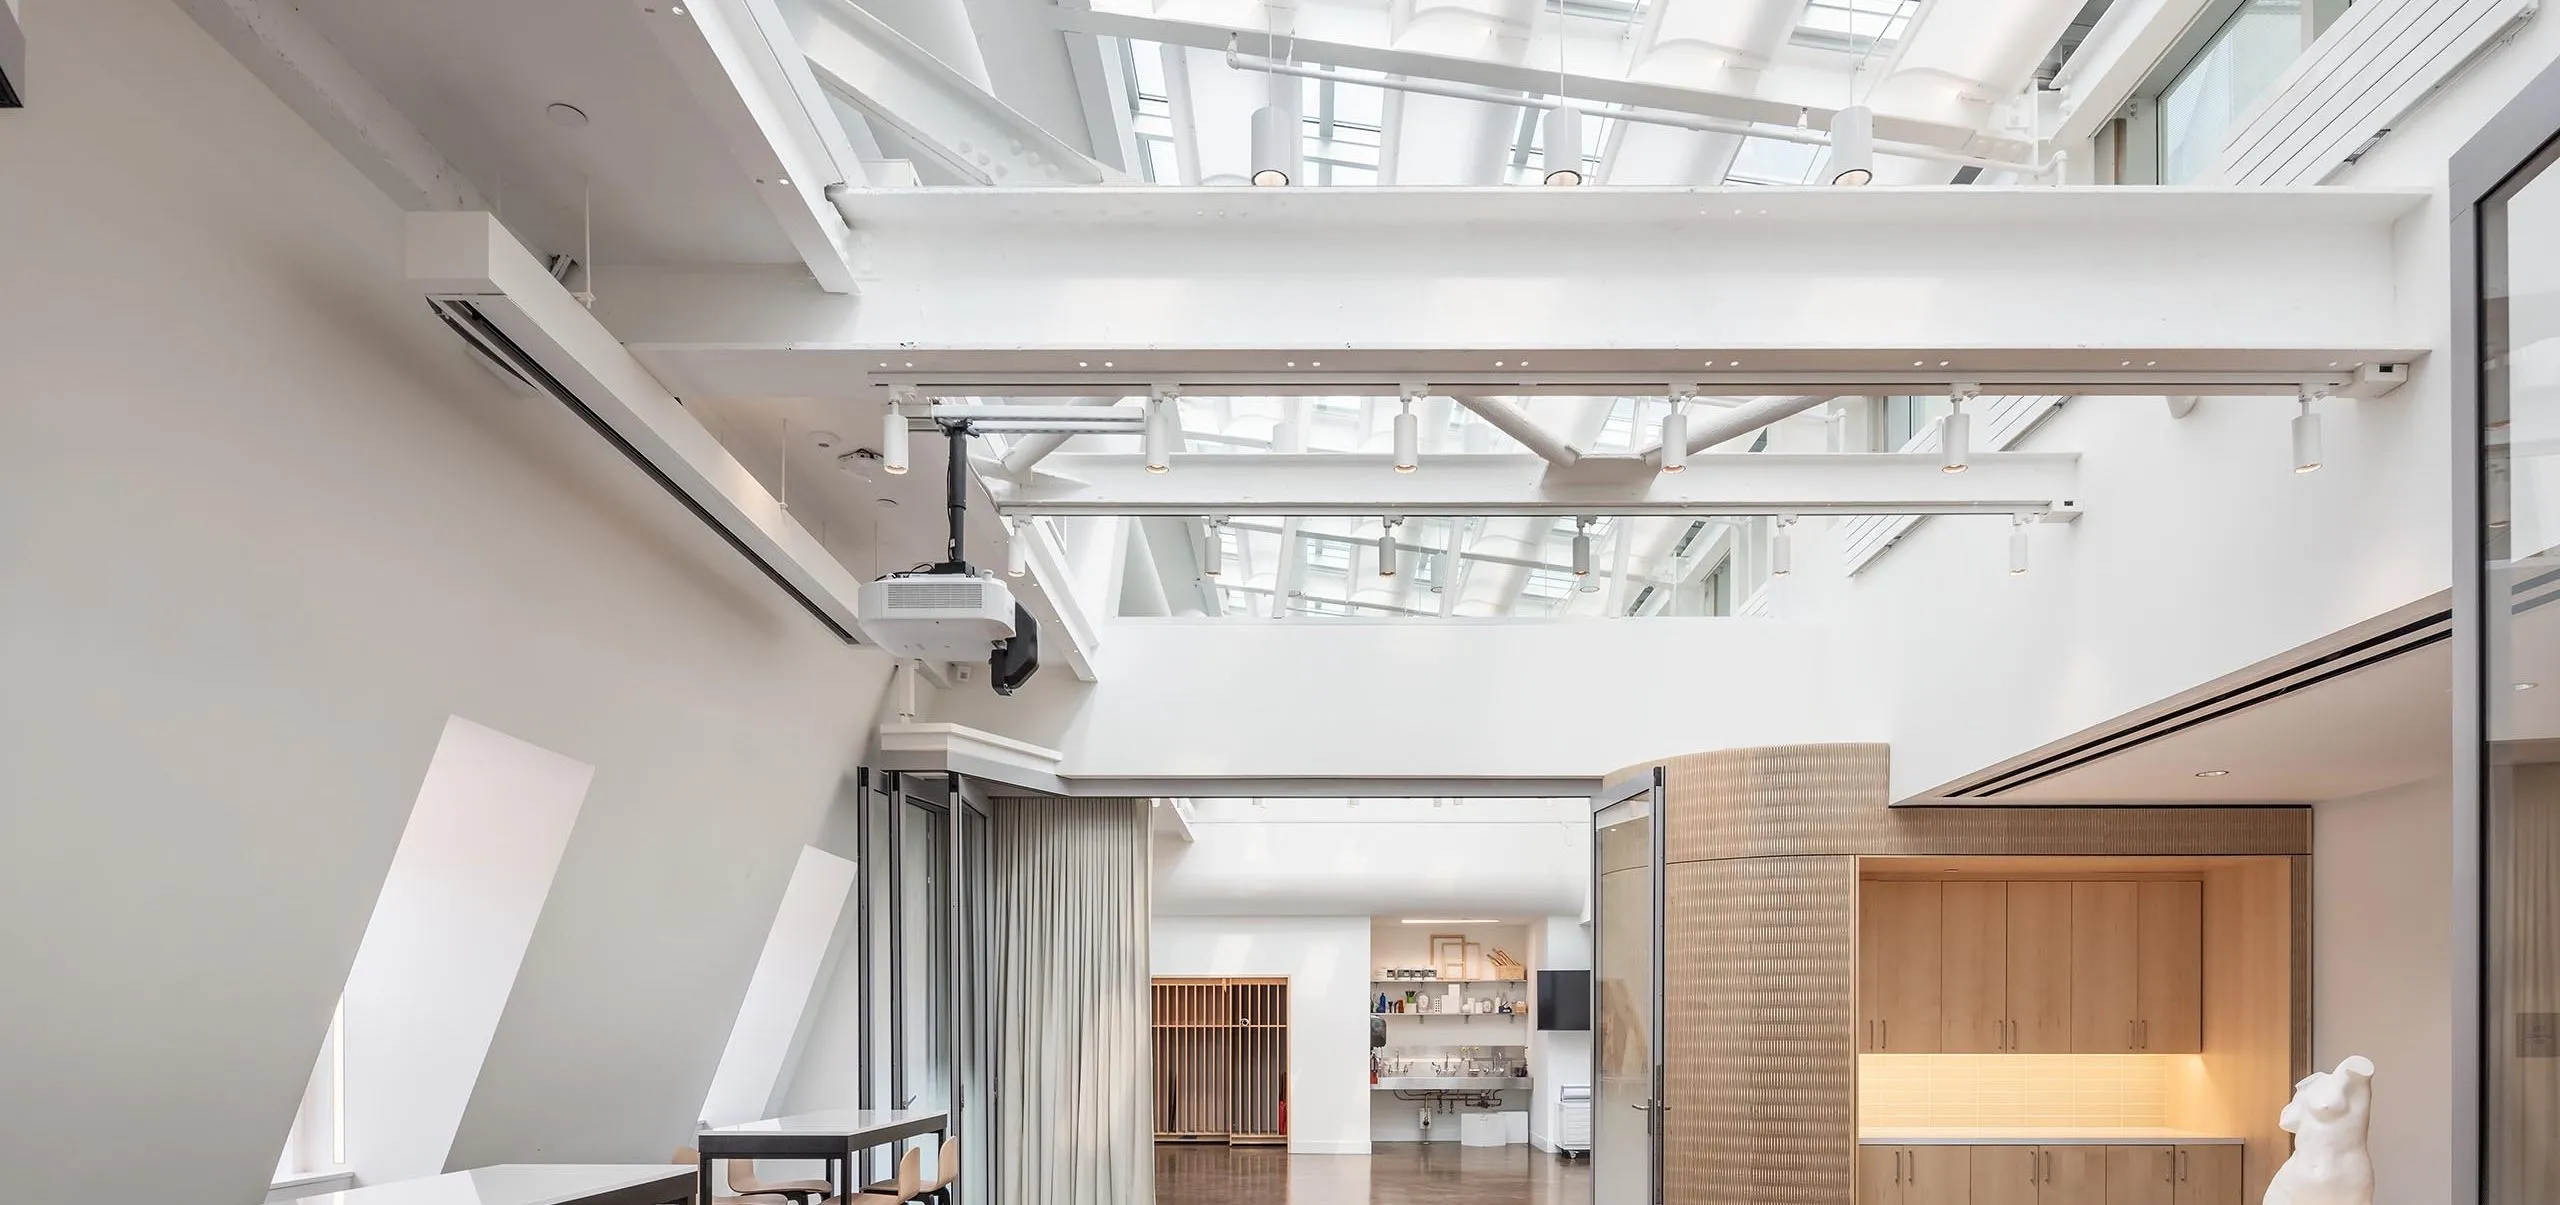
[2136,881,2204,1053]
[2071,883,2141,1052]
[2007,881,2075,1053]
[1906,1146,1971,1205]
[2173,1146,2242,1205]
[1862,881,1943,1052]
[2105,1146,2177,1205]
[2045,1145,2109,1205]
[1970,1145,2040,1205]
[1942,882,2009,1052]
[1858,1144,1906,1205]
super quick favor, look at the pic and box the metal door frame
[1591,765,1667,1205]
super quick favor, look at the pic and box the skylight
[1789,0,1922,55]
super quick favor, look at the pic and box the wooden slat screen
[1151,976,1287,1145]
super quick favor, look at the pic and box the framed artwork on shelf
[1431,935,1467,980]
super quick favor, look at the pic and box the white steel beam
[640,0,868,293]
[1457,397,1582,466]
[995,452,2080,518]
[177,0,486,211]
[788,0,1122,185]
[617,185,2427,400]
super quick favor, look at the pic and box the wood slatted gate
[1151,976,1288,1145]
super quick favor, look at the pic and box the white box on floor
[1502,1111,1528,1144]
[1459,1112,1505,1147]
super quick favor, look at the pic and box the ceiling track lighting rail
[850,367,2405,399]
[1222,38,2053,178]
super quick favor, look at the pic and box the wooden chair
[865,1137,958,1205]
[828,1146,920,1205]
[671,1146,793,1205]
[729,1157,833,1205]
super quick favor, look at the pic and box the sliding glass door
[1591,768,1665,1205]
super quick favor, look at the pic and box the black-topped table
[695,1108,950,1202]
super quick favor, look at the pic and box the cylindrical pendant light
[2293,393,2324,473]
[1377,524,1398,577]
[1830,105,1874,186]
[1202,520,1223,576]
[1007,523,1029,577]
[1145,395,1173,473]
[1940,401,1970,474]
[1250,106,1292,186]
[2010,516,2031,575]
[1543,106,1584,186]
[1661,404,1688,473]
[881,399,909,475]
[1394,400,1419,473]
[1772,516,1794,577]
[1571,520,1593,576]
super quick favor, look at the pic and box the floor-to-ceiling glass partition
[2465,68,2560,1203]
[1591,769,1665,1205]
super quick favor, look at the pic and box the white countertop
[1859,1128,2245,1146]
[1375,1076,1533,1091]
[289,1165,691,1205]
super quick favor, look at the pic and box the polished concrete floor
[1154,1141,1592,1205]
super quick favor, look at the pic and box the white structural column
[786,0,1117,185]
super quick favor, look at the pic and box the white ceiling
[296,0,798,266]
[1990,639,2453,804]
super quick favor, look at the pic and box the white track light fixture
[1571,518,1594,577]
[1378,519,1400,577]
[1662,391,1690,473]
[1145,393,1174,473]
[1202,519,1224,576]
[1007,522,1029,577]
[881,397,909,475]
[2293,389,2325,474]
[1830,106,1875,186]
[1941,387,1974,474]
[1772,515,1795,577]
[1543,106,1585,185]
[1250,106,1292,186]
[2010,515,2031,576]
[1394,394,1420,472]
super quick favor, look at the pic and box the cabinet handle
[1895,1149,1904,1182]
[2165,1150,2176,1182]
[2043,1150,2053,1183]
[2027,1148,2039,1185]
[1908,1149,1917,1184]
[1881,1020,1887,1049]
[2178,1149,2188,1182]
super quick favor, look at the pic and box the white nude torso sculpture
[2265,1055,2376,1205]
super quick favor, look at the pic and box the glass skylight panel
[1788,0,1920,54]
[1521,567,1578,600]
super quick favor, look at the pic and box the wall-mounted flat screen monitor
[1536,969,1591,1031]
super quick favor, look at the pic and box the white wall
[1155,799,1589,918]
[1525,917,1593,1153]
[2314,775,2454,1203]
[1149,916,1374,1154]
[928,618,1880,780]
[703,847,859,1126]
[0,3,893,1197]
[341,717,592,1183]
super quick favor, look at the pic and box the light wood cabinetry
[2105,1146,2176,1205]
[1861,881,1943,1052]
[2136,882,2203,1053]
[1942,883,2009,1053]
[1861,1145,1970,1205]
[1864,876,2199,1055]
[1873,1144,2230,1205]
[2072,883,2143,1053]
[2172,1145,2241,1205]
[2008,882,2076,1053]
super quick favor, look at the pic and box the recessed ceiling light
[1311,360,1321,367]
[1495,361,1506,367]
[2518,681,2539,691]
[1286,361,1297,367]
[1103,361,1114,367]
[1078,361,1089,368]
[903,361,913,368]
[1728,360,1739,367]
[777,176,791,186]
[2193,770,2231,778]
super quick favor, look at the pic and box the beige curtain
[993,797,1152,1205]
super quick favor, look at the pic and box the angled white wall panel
[345,717,592,1183]
[702,846,859,1125]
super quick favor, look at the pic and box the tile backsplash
[1857,1054,2186,1127]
